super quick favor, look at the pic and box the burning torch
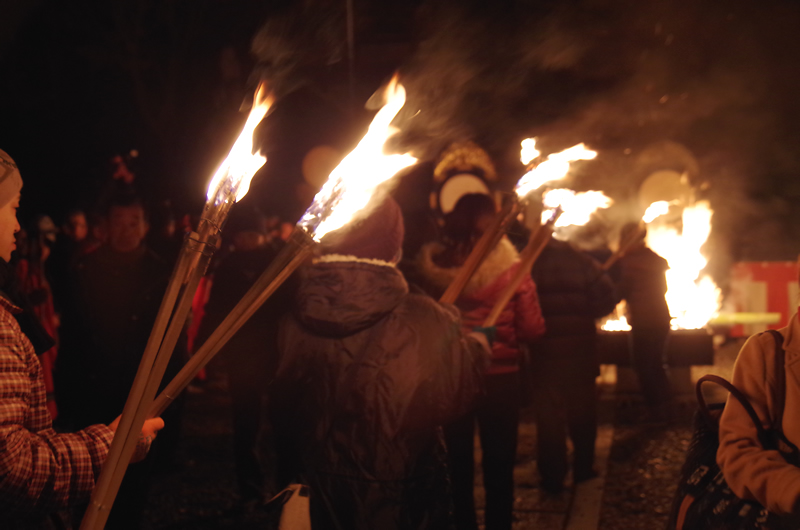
[481,143,603,327]
[440,138,597,304]
[82,83,275,529]
[149,75,417,420]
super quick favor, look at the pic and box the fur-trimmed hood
[295,256,408,337]
[415,237,520,297]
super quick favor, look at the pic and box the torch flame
[206,82,274,205]
[299,76,417,241]
[541,189,612,228]
[642,200,670,223]
[515,142,597,198]
[520,138,541,165]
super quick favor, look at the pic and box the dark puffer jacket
[269,256,488,530]
[616,245,671,329]
[530,239,618,365]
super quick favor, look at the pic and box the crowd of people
[8,139,796,530]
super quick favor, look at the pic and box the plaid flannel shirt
[0,296,114,529]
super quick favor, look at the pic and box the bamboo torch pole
[601,221,645,271]
[81,217,230,530]
[482,210,561,327]
[151,74,418,418]
[81,82,274,530]
[439,199,520,305]
[78,238,194,529]
[82,230,218,529]
[150,227,315,417]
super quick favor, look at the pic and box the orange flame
[642,200,670,223]
[601,200,721,331]
[520,138,541,165]
[299,76,417,241]
[515,141,597,199]
[206,82,274,205]
[542,189,612,228]
[648,201,721,329]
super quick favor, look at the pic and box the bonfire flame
[298,76,417,241]
[515,140,597,199]
[542,189,612,228]
[648,201,721,329]
[602,311,630,331]
[601,200,721,331]
[206,82,274,206]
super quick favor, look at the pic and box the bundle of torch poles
[80,75,602,529]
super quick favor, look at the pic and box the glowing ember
[206,82,274,205]
[299,76,417,241]
[642,200,670,223]
[647,201,721,329]
[520,138,541,165]
[541,189,612,228]
[515,143,597,199]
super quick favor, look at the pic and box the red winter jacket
[416,237,546,374]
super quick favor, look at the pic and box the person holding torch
[0,150,163,530]
[269,196,493,530]
[415,191,546,530]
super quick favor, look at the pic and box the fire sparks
[515,140,597,198]
[298,76,417,241]
[206,82,274,205]
[542,189,612,228]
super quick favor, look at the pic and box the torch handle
[84,233,216,530]
[150,228,315,418]
[439,201,519,305]
[80,232,201,530]
[602,222,646,271]
[482,222,554,328]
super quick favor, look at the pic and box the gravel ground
[141,386,696,530]
[139,340,743,529]
[598,399,694,530]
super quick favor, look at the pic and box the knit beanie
[321,196,405,263]
[0,150,23,208]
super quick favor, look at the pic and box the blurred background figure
[55,192,182,529]
[148,199,183,266]
[15,216,60,419]
[195,204,293,511]
[415,192,546,530]
[529,237,618,494]
[47,209,88,314]
[614,222,674,423]
[81,210,107,255]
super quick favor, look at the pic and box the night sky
[2,0,800,282]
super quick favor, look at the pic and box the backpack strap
[764,329,800,458]
[696,374,771,447]
[764,329,786,430]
